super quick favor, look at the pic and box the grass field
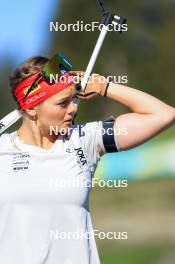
[90,177,175,264]
[100,243,175,264]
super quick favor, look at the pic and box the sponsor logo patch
[11,153,31,172]
[74,147,87,166]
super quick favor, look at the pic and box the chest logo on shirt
[65,147,74,153]
[74,147,87,166]
[11,153,31,172]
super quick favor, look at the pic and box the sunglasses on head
[23,53,72,101]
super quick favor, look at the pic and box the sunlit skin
[17,85,77,149]
[17,72,175,152]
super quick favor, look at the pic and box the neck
[17,118,61,149]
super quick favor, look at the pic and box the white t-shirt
[0,121,106,264]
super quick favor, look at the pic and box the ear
[25,107,37,119]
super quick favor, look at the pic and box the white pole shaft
[81,25,109,90]
[0,25,110,133]
[0,109,22,134]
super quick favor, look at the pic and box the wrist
[100,82,111,97]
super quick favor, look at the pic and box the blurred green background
[0,0,175,263]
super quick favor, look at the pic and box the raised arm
[75,72,175,151]
[106,83,175,150]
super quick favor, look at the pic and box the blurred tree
[0,0,175,125]
[50,0,175,122]
[0,58,22,132]
[0,60,16,117]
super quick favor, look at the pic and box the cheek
[37,104,66,125]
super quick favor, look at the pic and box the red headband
[15,72,74,110]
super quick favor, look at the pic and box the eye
[58,99,70,107]
[59,101,68,107]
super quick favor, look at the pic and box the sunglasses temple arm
[23,73,42,101]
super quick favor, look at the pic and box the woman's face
[34,85,77,134]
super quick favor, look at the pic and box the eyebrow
[54,86,76,103]
[55,96,72,103]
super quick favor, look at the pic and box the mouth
[64,119,73,123]
[65,117,73,122]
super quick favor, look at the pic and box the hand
[70,71,109,100]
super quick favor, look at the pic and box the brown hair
[10,56,49,108]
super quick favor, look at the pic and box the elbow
[173,108,175,121]
[167,108,175,123]
[158,107,175,126]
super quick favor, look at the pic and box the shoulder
[70,116,120,153]
[0,131,17,151]
[0,132,10,143]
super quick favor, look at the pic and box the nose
[67,100,78,114]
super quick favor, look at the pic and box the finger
[76,92,97,100]
[76,91,96,97]
[75,94,89,100]
[76,94,97,100]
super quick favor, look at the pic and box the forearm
[106,82,175,119]
[105,82,175,150]
[75,72,175,150]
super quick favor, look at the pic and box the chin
[61,122,72,131]
[64,124,72,131]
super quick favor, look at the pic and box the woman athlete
[0,55,174,264]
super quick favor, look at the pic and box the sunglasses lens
[42,53,72,81]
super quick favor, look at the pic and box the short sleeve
[0,133,11,150]
[76,117,120,176]
[79,121,105,168]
